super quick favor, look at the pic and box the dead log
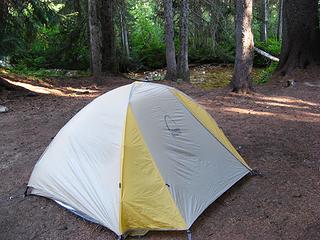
[254,47,279,62]
[0,77,30,92]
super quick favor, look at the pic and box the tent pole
[187,229,192,240]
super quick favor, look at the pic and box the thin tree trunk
[0,0,8,78]
[260,0,268,42]
[178,0,190,82]
[192,0,203,49]
[209,0,219,50]
[232,0,254,93]
[164,0,178,80]
[88,0,103,77]
[0,0,8,33]
[277,0,283,40]
[276,0,320,76]
[119,0,130,58]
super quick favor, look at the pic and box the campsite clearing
[1,74,320,240]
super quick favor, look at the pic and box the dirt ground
[0,72,319,240]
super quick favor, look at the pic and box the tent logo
[164,115,181,137]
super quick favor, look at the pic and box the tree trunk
[277,0,283,40]
[101,0,117,73]
[209,0,220,50]
[260,0,268,42]
[0,0,8,56]
[164,0,178,80]
[0,0,8,32]
[88,0,117,78]
[178,0,190,82]
[232,0,254,93]
[276,0,320,76]
[88,0,103,77]
[119,0,130,58]
[0,77,32,93]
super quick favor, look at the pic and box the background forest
[0,0,282,75]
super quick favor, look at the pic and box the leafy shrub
[128,1,166,70]
[255,38,281,56]
[255,62,278,84]
[254,38,281,67]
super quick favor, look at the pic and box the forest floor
[0,68,320,240]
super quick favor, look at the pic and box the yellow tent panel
[120,106,187,233]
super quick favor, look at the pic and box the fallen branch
[0,77,30,92]
[254,47,279,62]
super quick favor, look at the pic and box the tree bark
[119,0,130,58]
[0,0,8,32]
[260,0,268,42]
[254,47,279,62]
[232,0,254,93]
[88,0,117,79]
[101,0,117,73]
[178,0,190,82]
[276,0,320,76]
[88,0,103,77]
[164,0,178,80]
[0,0,8,54]
[277,0,283,40]
[0,77,32,93]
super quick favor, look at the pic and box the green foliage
[128,0,166,69]
[189,42,235,64]
[255,38,281,56]
[2,1,90,71]
[255,62,278,84]
[254,38,281,67]
[1,0,283,77]
[8,64,90,78]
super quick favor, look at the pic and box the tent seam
[119,83,135,234]
[170,88,252,171]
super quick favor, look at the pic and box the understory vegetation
[1,0,283,84]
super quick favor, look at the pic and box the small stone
[66,70,78,77]
[292,193,302,198]
[26,92,39,97]
[0,105,9,113]
[57,225,68,230]
[287,80,295,87]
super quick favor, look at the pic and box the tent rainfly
[27,82,252,239]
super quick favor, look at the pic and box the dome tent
[27,82,251,239]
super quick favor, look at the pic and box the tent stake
[187,229,192,240]
[249,169,263,177]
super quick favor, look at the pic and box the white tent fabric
[29,84,132,233]
[28,82,250,237]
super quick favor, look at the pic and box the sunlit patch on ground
[0,68,9,74]
[1,76,100,97]
[200,93,320,124]
[126,64,265,90]
[223,107,320,123]
[190,65,233,89]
